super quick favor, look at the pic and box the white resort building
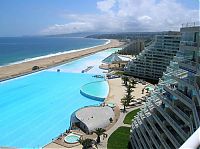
[125,32,180,82]
[130,25,200,149]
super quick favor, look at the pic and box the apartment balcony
[138,113,160,148]
[166,82,200,128]
[130,132,139,149]
[151,100,188,140]
[165,66,187,77]
[147,107,180,148]
[143,112,171,149]
[180,41,198,47]
[172,75,200,101]
[131,126,144,149]
[180,45,198,52]
[133,122,148,149]
[157,93,191,125]
[163,85,192,108]
[194,82,200,105]
[135,120,153,148]
[179,60,199,74]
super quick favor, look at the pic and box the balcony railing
[179,127,200,149]
[151,100,188,140]
[180,41,198,47]
[181,22,200,28]
[136,120,153,148]
[148,107,180,148]
[139,112,161,148]
[179,60,199,74]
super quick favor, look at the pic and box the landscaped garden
[123,108,140,125]
[107,126,131,149]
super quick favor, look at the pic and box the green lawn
[123,108,140,125]
[107,126,130,149]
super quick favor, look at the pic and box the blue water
[49,47,122,74]
[64,134,80,143]
[0,37,106,66]
[81,81,109,98]
[0,48,120,148]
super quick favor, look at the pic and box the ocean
[0,36,107,66]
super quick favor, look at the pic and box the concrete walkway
[98,106,142,149]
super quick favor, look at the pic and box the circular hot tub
[64,133,81,144]
[107,102,116,108]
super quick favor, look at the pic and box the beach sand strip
[0,39,124,81]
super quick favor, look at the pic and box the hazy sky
[0,0,199,36]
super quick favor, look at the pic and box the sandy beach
[0,39,124,81]
[106,78,149,108]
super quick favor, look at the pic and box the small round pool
[107,103,116,108]
[145,85,155,91]
[64,133,81,144]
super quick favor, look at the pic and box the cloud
[42,22,95,35]
[41,0,199,35]
[138,15,152,23]
[97,0,116,12]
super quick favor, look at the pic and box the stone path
[98,106,143,149]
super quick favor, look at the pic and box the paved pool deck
[97,106,143,149]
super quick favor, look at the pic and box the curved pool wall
[0,48,120,148]
[80,81,109,101]
[64,133,80,144]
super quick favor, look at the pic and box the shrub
[109,117,113,123]
[32,66,40,71]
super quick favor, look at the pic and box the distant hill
[44,32,103,38]
[85,32,164,40]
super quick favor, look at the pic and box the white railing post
[179,127,200,149]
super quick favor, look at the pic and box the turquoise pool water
[80,81,109,100]
[107,103,116,108]
[48,47,121,74]
[145,85,155,91]
[64,133,80,144]
[0,48,121,148]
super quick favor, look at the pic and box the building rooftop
[75,106,115,133]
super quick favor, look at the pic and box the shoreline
[0,39,124,82]
[0,39,110,67]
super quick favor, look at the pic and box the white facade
[130,25,200,149]
[125,33,180,81]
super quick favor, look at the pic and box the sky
[0,0,199,36]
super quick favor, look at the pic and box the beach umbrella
[145,85,154,91]
[102,53,123,64]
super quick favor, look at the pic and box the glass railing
[179,127,200,149]
[180,41,198,47]
[181,22,200,28]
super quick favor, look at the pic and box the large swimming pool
[0,48,121,148]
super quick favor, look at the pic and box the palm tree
[121,76,129,86]
[126,84,133,96]
[121,96,129,112]
[93,128,106,144]
[125,93,133,106]
[142,88,144,94]
[78,138,94,149]
[130,79,137,88]
[126,84,133,104]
